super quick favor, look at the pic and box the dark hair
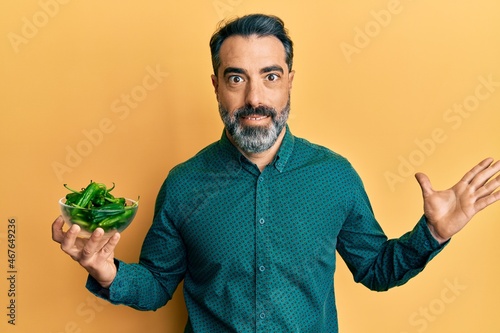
[209,14,294,75]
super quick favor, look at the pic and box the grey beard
[219,99,290,154]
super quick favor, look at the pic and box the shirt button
[259,218,265,225]
[259,312,266,319]
[259,265,265,272]
[259,177,264,182]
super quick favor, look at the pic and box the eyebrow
[260,65,284,75]
[223,65,285,77]
[223,67,246,77]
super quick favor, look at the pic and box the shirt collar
[273,125,294,172]
[218,125,294,173]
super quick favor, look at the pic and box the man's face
[211,35,295,153]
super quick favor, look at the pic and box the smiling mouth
[241,115,269,121]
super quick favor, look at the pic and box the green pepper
[90,183,108,207]
[70,208,92,223]
[111,197,126,205]
[75,181,101,208]
[97,202,126,210]
[97,209,135,230]
[65,192,82,205]
[62,181,136,232]
[68,215,92,229]
[89,203,125,224]
[103,191,125,205]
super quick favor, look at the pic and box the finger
[80,228,107,260]
[470,160,500,189]
[474,184,500,212]
[477,172,500,198]
[60,223,81,256]
[415,172,434,197]
[461,157,494,184]
[51,216,65,243]
[97,232,121,261]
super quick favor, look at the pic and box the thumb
[415,172,434,197]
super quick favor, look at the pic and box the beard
[219,99,290,154]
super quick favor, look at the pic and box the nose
[244,80,264,109]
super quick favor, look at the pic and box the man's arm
[52,183,187,311]
[336,158,499,292]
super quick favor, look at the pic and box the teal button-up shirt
[88,126,445,332]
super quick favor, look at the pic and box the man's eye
[267,73,280,81]
[228,76,243,84]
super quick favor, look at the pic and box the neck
[227,127,286,172]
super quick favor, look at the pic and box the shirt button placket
[255,172,269,331]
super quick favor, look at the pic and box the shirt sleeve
[86,259,173,311]
[336,167,448,291]
[86,181,187,310]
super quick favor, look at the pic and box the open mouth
[241,115,270,121]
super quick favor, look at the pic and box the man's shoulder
[290,135,362,190]
[292,135,350,166]
[169,141,221,176]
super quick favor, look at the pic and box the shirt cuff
[419,215,450,251]
[85,258,121,300]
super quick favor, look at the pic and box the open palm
[415,158,500,244]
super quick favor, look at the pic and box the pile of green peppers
[62,181,137,232]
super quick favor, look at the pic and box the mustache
[234,105,277,118]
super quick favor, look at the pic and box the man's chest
[176,170,349,276]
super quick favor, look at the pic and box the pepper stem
[63,184,81,193]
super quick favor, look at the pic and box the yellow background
[1,0,499,332]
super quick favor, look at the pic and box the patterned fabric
[87,125,446,332]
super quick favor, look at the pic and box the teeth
[244,116,267,120]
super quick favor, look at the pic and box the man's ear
[211,74,219,98]
[288,70,295,91]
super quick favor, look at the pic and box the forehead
[218,35,287,71]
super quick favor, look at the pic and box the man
[52,14,500,332]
